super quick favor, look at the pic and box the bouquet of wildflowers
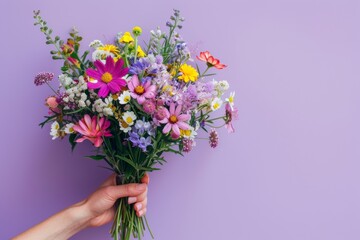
[33,9,237,240]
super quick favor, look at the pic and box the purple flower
[209,129,219,148]
[34,72,54,86]
[143,100,156,114]
[129,58,150,75]
[182,138,194,153]
[138,136,152,152]
[128,131,140,146]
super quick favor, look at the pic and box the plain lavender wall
[1,0,360,239]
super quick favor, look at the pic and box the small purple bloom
[138,136,152,152]
[34,72,54,86]
[128,131,140,146]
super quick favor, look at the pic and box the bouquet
[33,9,238,240]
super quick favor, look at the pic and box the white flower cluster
[62,76,89,109]
[50,122,75,140]
[92,96,114,117]
[214,80,229,96]
[89,40,103,49]
[59,74,74,88]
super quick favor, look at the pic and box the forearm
[12,200,91,240]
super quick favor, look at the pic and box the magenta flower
[128,75,156,104]
[225,103,238,133]
[159,103,190,136]
[73,114,112,147]
[86,56,128,98]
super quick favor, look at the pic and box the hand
[82,173,149,228]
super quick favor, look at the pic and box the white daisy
[119,91,131,104]
[122,111,137,126]
[210,98,223,111]
[181,126,197,140]
[64,123,75,134]
[50,121,60,140]
[225,91,235,110]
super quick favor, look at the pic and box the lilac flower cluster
[34,72,54,86]
[128,119,155,152]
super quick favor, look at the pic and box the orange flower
[196,51,227,69]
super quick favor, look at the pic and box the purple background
[1,0,360,239]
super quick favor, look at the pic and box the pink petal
[177,114,190,121]
[98,84,110,98]
[94,137,103,147]
[177,121,190,130]
[131,75,140,87]
[75,136,87,143]
[105,56,115,72]
[87,81,102,89]
[172,124,180,136]
[175,104,182,116]
[84,115,92,129]
[162,123,172,134]
[169,103,175,115]
[108,81,121,93]
[73,125,87,136]
[86,69,102,80]
[94,60,106,74]
[137,95,145,104]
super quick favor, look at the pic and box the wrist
[67,199,93,230]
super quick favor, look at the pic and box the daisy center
[124,96,130,102]
[126,117,133,124]
[135,85,145,95]
[169,115,178,124]
[213,103,220,110]
[101,72,113,83]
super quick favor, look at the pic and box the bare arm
[12,173,149,240]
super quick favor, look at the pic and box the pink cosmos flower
[159,103,190,137]
[196,51,227,69]
[225,103,238,133]
[128,75,156,104]
[86,56,128,98]
[73,114,112,147]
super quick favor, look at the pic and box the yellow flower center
[124,96,130,102]
[181,129,191,137]
[135,85,145,95]
[229,96,234,103]
[126,117,133,124]
[213,103,220,110]
[101,72,113,83]
[169,115,178,124]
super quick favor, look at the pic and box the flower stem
[46,82,59,96]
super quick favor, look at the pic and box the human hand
[81,173,149,228]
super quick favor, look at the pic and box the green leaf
[85,155,106,161]
[69,134,77,152]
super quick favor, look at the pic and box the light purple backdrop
[1,0,360,239]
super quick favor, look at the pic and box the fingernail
[138,209,144,217]
[128,197,137,204]
[136,184,146,191]
[135,203,142,211]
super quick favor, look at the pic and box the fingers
[104,183,147,201]
[135,199,147,217]
[141,173,150,184]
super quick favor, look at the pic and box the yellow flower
[132,26,142,36]
[137,45,146,58]
[178,64,199,83]
[119,32,134,43]
[97,44,120,57]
